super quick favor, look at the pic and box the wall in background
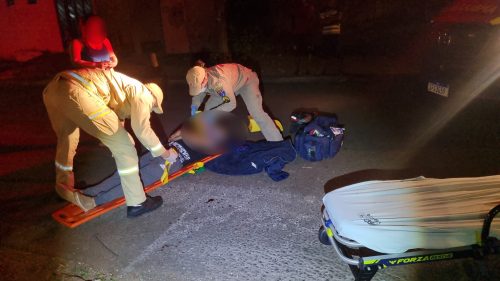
[160,0,228,55]
[0,0,63,61]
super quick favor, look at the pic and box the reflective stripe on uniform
[55,161,73,171]
[118,165,139,176]
[88,106,112,120]
[66,71,95,92]
[150,142,164,153]
[65,71,112,121]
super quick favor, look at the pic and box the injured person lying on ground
[69,111,296,211]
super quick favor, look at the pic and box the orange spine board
[52,155,220,228]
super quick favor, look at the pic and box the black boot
[127,195,163,218]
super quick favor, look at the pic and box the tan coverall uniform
[109,72,167,157]
[191,64,283,142]
[43,70,160,206]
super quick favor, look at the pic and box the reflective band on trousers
[151,142,164,153]
[88,106,112,120]
[55,161,73,171]
[118,165,139,176]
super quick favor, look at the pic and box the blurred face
[182,116,227,154]
[181,111,247,154]
[83,17,106,43]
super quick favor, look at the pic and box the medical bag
[292,113,344,162]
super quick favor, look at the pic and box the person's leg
[59,80,147,207]
[43,80,96,211]
[80,170,122,205]
[239,74,283,141]
[140,154,167,186]
[90,127,146,206]
[81,136,215,206]
[82,153,164,205]
[44,99,79,189]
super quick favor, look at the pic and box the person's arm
[191,91,207,113]
[170,91,208,141]
[168,129,182,142]
[103,38,118,68]
[129,91,167,157]
[213,83,237,111]
[71,39,107,69]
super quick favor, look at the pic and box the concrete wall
[160,0,190,54]
[95,0,164,55]
[0,0,63,61]
[93,0,229,55]
[160,0,228,55]
[94,0,135,54]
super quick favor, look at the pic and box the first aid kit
[293,114,344,161]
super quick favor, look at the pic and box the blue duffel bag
[293,115,344,161]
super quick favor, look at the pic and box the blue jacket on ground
[206,139,296,181]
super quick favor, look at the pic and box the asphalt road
[0,75,499,281]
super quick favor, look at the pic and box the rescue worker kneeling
[43,69,177,217]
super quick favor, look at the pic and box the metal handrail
[322,210,360,266]
[323,209,362,248]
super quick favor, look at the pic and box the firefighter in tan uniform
[185,64,283,142]
[43,69,173,217]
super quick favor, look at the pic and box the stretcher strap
[161,161,205,184]
[160,161,171,184]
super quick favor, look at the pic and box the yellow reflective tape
[363,259,379,265]
[325,228,333,237]
[88,107,112,120]
[88,107,107,117]
[88,107,110,119]
[118,165,139,176]
[90,110,112,120]
[55,161,73,171]
[161,161,171,184]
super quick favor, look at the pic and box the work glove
[191,105,198,116]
